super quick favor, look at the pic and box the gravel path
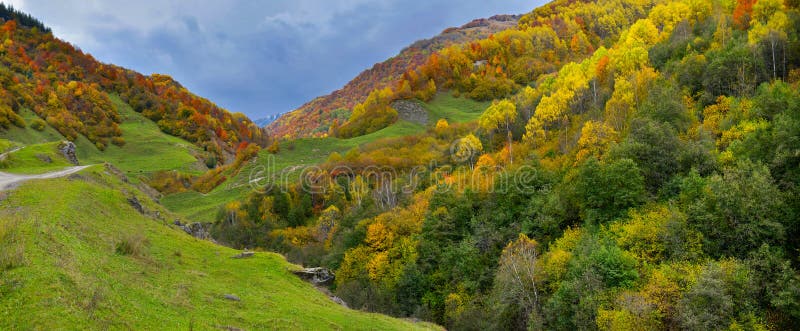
[0,165,92,190]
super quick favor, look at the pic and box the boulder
[391,100,429,125]
[176,221,213,240]
[35,154,52,163]
[231,251,255,259]
[58,141,79,165]
[331,296,349,308]
[291,267,335,286]
[127,196,145,214]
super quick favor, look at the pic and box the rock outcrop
[174,220,213,241]
[291,267,335,286]
[231,251,255,259]
[391,100,429,125]
[127,196,145,214]
[58,141,79,165]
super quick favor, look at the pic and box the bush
[111,136,126,147]
[266,140,280,154]
[115,233,149,257]
[30,118,46,131]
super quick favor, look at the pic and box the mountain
[266,14,519,138]
[254,114,282,127]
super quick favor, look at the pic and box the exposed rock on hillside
[392,100,429,125]
[58,141,78,165]
[291,267,335,286]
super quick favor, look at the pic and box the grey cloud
[9,0,541,118]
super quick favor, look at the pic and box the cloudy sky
[6,1,539,119]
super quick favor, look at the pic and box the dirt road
[0,165,92,190]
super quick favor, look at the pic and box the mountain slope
[0,3,267,164]
[0,166,438,330]
[266,15,519,138]
[213,0,800,329]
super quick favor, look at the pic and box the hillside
[213,0,800,329]
[0,166,438,330]
[0,3,268,166]
[266,15,519,138]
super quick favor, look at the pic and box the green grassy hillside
[0,95,203,180]
[0,141,72,174]
[75,95,203,178]
[423,93,490,124]
[0,167,438,330]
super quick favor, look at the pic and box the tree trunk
[506,120,513,165]
[771,37,777,81]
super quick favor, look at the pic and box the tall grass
[115,233,150,257]
[0,219,24,270]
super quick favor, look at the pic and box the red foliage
[733,0,756,30]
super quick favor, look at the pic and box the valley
[2,0,800,330]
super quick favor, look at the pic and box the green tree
[573,158,646,224]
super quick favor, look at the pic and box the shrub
[115,233,149,257]
[266,140,280,154]
[111,136,126,147]
[31,118,46,131]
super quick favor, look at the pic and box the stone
[231,251,255,259]
[331,296,349,308]
[178,222,213,240]
[35,154,52,163]
[291,267,335,286]
[391,100,429,125]
[223,294,241,302]
[127,196,145,214]
[58,141,79,165]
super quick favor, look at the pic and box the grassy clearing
[0,168,439,330]
[423,92,490,124]
[75,95,202,180]
[0,141,73,174]
[0,108,66,145]
[0,95,200,179]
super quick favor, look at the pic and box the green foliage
[609,118,682,193]
[684,161,787,258]
[572,158,646,225]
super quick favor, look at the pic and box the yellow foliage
[367,251,390,281]
[365,221,394,251]
[719,119,769,149]
[702,96,731,136]
[575,121,619,162]
[435,118,449,131]
[270,226,315,247]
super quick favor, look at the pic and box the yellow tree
[452,133,483,169]
[575,121,619,163]
[748,0,789,80]
[480,99,518,164]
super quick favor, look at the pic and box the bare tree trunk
[506,120,513,165]
[771,38,777,81]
